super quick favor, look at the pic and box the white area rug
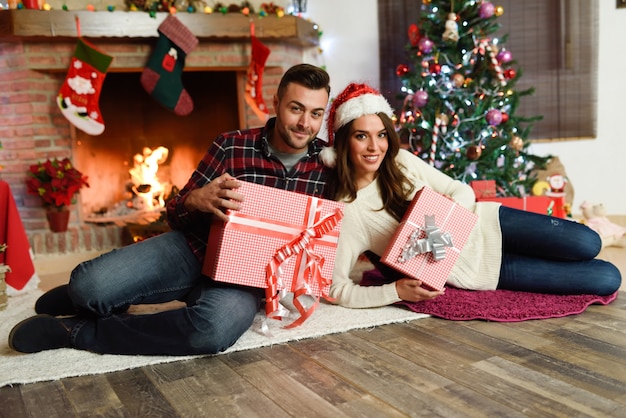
[0,288,427,387]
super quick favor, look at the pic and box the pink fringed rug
[360,269,618,322]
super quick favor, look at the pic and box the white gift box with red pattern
[381,186,478,291]
[202,181,343,313]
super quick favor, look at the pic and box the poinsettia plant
[26,158,89,209]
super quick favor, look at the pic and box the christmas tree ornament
[56,18,113,136]
[413,90,429,107]
[245,22,271,121]
[452,73,465,87]
[479,39,507,86]
[442,13,459,43]
[496,49,512,64]
[486,109,503,126]
[500,112,509,124]
[408,24,420,47]
[140,15,198,116]
[495,5,504,16]
[429,62,442,74]
[509,135,524,151]
[504,68,517,79]
[479,2,495,19]
[396,64,410,76]
[466,145,482,160]
[418,37,434,54]
[429,113,448,165]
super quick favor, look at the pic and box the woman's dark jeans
[497,206,621,295]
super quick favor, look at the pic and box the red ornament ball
[500,112,509,124]
[396,64,410,77]
[505,69,517,79]
[429,63,442,74]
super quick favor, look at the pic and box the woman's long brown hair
[329,112,414,222]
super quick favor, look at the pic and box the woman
[321,83,621,309]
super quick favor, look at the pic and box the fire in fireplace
[75,70,241,224]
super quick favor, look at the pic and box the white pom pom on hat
[321,83,394,167]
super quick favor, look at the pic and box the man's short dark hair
[277,64,331,100]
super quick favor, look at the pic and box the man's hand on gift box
[184,173,244,222]
[395,278,445,302]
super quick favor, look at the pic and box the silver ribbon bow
[398,215,454,263]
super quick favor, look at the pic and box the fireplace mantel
[0,10,319,45]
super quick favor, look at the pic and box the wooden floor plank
[143,355,290,417]
[18,380,74,418]
[0,385,27,418]
[293,332,521,417]
[473,357,625,417]
[61,375,126,417]
[106,368,182,417]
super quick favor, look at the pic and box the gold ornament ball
[495,6,504,17]
[438,113,449,125]
[466,145,482,160]
[509,136,524,151]
[452,73,465,88]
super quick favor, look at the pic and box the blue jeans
[67,230,264,355]
[497,206,621,295]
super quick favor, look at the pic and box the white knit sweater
[329,149,503,308]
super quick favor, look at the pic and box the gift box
[478,196,556,216]
[470,180,496,199]
[202,181,343,326]
[381,187,478,291]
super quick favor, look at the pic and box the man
[9,64,332,355]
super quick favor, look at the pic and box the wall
[302,0,626,215]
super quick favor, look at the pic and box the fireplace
[0,10,319,256]
[76,70,239,219]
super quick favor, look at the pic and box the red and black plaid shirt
[166,118,331,262]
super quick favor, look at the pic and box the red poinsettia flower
[25,158,89,209]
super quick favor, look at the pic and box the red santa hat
[320,82,394,167]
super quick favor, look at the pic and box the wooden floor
[1,230,625,417]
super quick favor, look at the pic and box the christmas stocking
[245,23,271,121]
[140,15,198,116]
[57,38,113,136]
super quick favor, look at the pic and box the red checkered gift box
[202,181,343,327]
[381,187,478,291]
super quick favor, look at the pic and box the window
[378,0,599,140]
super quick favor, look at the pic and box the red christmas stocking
[245,23,271,121]
[140,15,198,116]
[57,38,113,136]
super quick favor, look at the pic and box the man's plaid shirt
[166,118,332,262]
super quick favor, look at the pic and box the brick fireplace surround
[0,10,319,256]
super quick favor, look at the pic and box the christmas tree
[395,0,550,197]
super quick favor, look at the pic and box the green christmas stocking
[57,38,113,136]
[141,15,198,116]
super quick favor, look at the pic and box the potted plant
[25,158,89,232]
